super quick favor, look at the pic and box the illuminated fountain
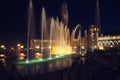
[71,24,82,53]
[18,0,73,64]
[41,7,72,57]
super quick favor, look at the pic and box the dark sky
[0,0,120,44]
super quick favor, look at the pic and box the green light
[17,54,71,65]
[39,58,43,61]
[55,55,59,58]
[47,57,52,60]
[26,60,29,63]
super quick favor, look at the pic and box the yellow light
[0,45,6,50]
[81,46,85,49]
[1,45,5,49]
[18,57,24,60]
[110,45,113,48]
[50,45,72,55]
[17,44,21,47]
[35,46,40,49]
[35,52,42,59]
[98,45,104,50]
[49,46,51,49]
[94,46,97,49]
[18,53,25,60]
[20,45,24,49]
[81,53,85,56]
[0,54,5,57]
[20,53,25,56]
[73,47,77,48]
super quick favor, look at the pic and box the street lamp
[0,45,6,50]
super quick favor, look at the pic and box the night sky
[0,0,120,44]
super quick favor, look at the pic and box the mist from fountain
[71,24,82,53]
[84,29,87,50]
[41,7,72,57]
[41,8,48,57]
[17,0,83,64]
[26,0,36,62]
[26,0,81,62]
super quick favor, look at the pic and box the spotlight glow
[17,54,71,65]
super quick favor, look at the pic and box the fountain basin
[17,54,72,65]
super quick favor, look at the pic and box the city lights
[0,0,120,80]
[17,54,71,65]
[0,45,6,49]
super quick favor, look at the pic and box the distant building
[97,35,120,50]
[88,25,99,51]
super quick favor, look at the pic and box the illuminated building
[97,35,120,49]
[88,25,99,51]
